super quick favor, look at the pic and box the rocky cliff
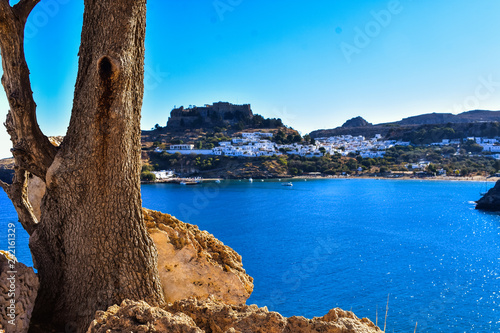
[0,252,39,333]
[144,209,253,304]
[88,298,381,333]
[476,180,500,211]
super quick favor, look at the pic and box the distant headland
[310,110,500,140]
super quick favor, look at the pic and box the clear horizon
[1,0,500,158]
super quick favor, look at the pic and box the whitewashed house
[152,170,175,180]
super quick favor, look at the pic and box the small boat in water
[215,179,221,184]
[179,178,201,185]
[249,178,253,182]
[282,182,293,187]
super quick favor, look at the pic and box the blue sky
[1,0,500,158]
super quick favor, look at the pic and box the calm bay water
[1,179,499,332]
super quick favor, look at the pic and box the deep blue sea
[1,179,499,332]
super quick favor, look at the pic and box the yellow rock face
[144,209,254,305]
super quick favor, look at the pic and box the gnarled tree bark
[0,1,165,332]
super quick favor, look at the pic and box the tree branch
[0,178,9,193]
[0,168,38,235]
[0,0,57,181]
[13,0,41,22]
[0,0,12,25]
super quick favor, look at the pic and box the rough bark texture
[0,0,165,332]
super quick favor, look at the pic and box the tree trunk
[0,1,165,332]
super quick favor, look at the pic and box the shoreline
[142,175,499,184]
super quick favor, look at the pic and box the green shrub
[141,171,156,181]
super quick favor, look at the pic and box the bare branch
[0,178,9,193]
[1,168,38,235]
[0,0,12,26]
[0,1,57,180]
[13,0,41,22]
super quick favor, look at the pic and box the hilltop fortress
[167,102,253,129]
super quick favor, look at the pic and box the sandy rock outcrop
[144,209,254,305]
[87,299,203,333]
[167,297,381,333]
[476,180,500,211]
[89,298,381,333]
[0,251,39,333]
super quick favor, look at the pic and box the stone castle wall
[167,102,253,128]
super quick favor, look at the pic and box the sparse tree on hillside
[0,1,164,332]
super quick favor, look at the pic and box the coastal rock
[144,209,254,305]
[86,299,202,333]
[0,157,14,184]
[476,180,500,211]
[0,251,39,333]
[166,297,381,333]
[88,298,381,333]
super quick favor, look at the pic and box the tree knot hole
[98,56,119,82]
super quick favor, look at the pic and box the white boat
[282,182,293,186]
[215,179,221,184]
[249,178,253,182]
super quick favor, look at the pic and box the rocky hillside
[399,110,500,125]
[310,110,500,141]
[147,153,290,179]
[342,116,372,128]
